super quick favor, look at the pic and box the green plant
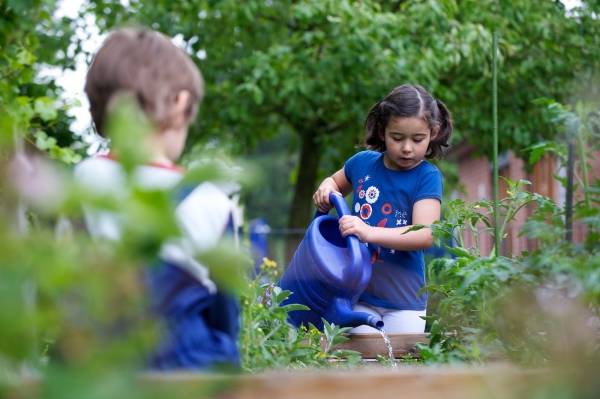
[0,102,247,397]
[408,179,563,365]
[0,44,83,165]
[0,0,89,165]
[239,258,362,372]
[410,100,600,368]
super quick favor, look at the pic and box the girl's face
[379,117,438,171]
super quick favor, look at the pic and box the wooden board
[141,365,542,399]
[11,365,544,399]
[331,333,429,358]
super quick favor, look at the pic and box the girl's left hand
[339,215,372,243]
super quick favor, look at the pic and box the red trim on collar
[98,154,186,173]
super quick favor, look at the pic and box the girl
[313,84,452,333]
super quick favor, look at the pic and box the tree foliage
[85,0,600,229]
[0,0,89,162]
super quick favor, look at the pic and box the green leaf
[276,289,292,303]
[420,315,439,323]
[403,224,428,234]
[16,49,36,66]
[331,335,350,346]
[332,349,362,358]
[34,131,57,150]
[196,240,247,291]
[337,326,353,335]
[272,307,287,316]
[290,348,314,357]
[444,244,474,260]
[322,318,334,340]
[282,304,310,312]
[58,148,83,165]
[417,285,439,297]
[16,96,30,105]
[34,97,57,121]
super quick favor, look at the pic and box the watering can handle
[313,193,352,219]
[327,192,352,217]
[314,193,362,267]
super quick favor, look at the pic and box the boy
[74,28,240,370]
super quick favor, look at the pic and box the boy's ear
[174,90,191,112]
[172,90,191,125]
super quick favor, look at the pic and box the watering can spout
[324,298,384,330]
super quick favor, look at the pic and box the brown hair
[363,84,452,159]
[85,28,203,136]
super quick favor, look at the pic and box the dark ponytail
[361,84,453,159]
[426,99,453,160]
[363,100,389,152]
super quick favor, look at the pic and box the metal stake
[492,32,500,257]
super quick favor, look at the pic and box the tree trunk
[284,128,321,265]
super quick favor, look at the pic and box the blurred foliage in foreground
[0,101,247,399]
[1,2,599,398]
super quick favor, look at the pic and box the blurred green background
[1,1,600,398]
[5,0,600,231]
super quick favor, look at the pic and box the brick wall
[452,144,600,256]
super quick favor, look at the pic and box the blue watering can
[279,193,384,331]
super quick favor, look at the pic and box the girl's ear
[431,125,440,141]
[378,123,385,141]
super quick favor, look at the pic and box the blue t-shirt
[344,151,443,310]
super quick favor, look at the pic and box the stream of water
[379,328,398,372]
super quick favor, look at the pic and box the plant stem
[260,323,283,345]
[454,225,466,249]
[497,201,531,244]
[469,223,481,256]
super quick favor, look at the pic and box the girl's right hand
[313,168,352,214]
[313,178,341,213]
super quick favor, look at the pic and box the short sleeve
[415,168,443,203]
[344,152,362,183]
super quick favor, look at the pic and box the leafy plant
[408,180,563,364]
[0,1,89,165]
[410,99,600,368]
[239,258,362,372]
[0,44,83,165]
[0,101,248,397]
[525,99,600,222]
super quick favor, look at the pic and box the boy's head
[85,28,203,139]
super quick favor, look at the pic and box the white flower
[365,186,379,204]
